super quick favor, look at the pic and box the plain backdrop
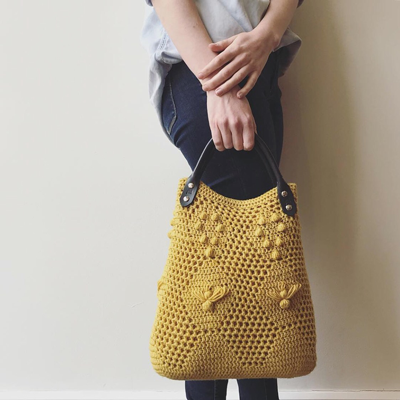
[0,0,399,398]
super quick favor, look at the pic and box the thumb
[209,36,235,50]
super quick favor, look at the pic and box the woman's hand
[197,30,279,99]
[206,84,257,152]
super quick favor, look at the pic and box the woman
[140,1,305,399]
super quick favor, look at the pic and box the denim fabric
[162,48,284,201]
[185,378,279,400]
[161,49,284,400]
[140,0,304,142]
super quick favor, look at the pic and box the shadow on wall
[279,0,400,387]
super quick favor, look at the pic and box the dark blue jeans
[161,49,284,400]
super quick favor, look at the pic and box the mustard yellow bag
[149,135,317,380]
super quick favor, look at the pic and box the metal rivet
[285,204,292,210]
[281,190,288,197]
[183,196,189,202]
[188,182,194,188]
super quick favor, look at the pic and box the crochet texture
[149,178,317,380]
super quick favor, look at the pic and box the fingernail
[237,92,242,98]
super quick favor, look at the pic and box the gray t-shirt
[140,0,304,140]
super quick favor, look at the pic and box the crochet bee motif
[193,285,229,311]
[266,281,302,309]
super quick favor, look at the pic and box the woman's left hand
[197,30,279,99]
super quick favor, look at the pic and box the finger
[231,124,244,151]
[202,61,246,92]
[242,115,256,151]
[213,67,250,96]
[211,123,225,152]
[237,71,259,99]
[222,132,233,150]
[231,117,244,151]
[208,37,234,51]
[196,49,236,80]
[220,120,233,150]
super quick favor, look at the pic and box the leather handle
[179,134,297,216]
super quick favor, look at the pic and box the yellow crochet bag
[149,135,317,380]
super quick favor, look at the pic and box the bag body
[149,136,317,380]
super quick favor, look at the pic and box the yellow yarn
[263,238,271,248]
[211,212,219,221]
[270,212,281,222]
[254,226,264,237]
[204,246,215,258]
[266,281,302,309]
[199,211,208,220]
[271,248,281,260]
[258,216,267,225]
[216,223,225,232]
[210,236,218,245]
[277,222,286,232]
[194,221,203,231]
[149,179,317,380]
[193,285,229,311]
[199,233,208,244]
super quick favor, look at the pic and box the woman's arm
[254,0,302,53]
[150,0,258,152]
[150,0,224,83]
[198,0,302,98]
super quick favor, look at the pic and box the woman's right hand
[206,84,257,152]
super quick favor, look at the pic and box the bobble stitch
[258,216,267,225]
[277,222,286,232]
[271,249,281,260]
[195,221,203,231]
[211,213,219,222]
[199,211,207,220]
[167,230,174,239]
[170,218,179,226]
[254,227,264,237]
[210,236,218,245]
[270,213,281,223]
[216,223,224,233]
[263,238,271,248]
[157,280,166,301]
[275,237,283,246]
[205,247,215,258]
[199,233,208,244]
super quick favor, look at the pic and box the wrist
[252,23,282,51]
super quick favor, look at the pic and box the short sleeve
[145,0,153,6]
[297,0,304,7]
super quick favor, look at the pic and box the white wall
[0,1,399,399]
